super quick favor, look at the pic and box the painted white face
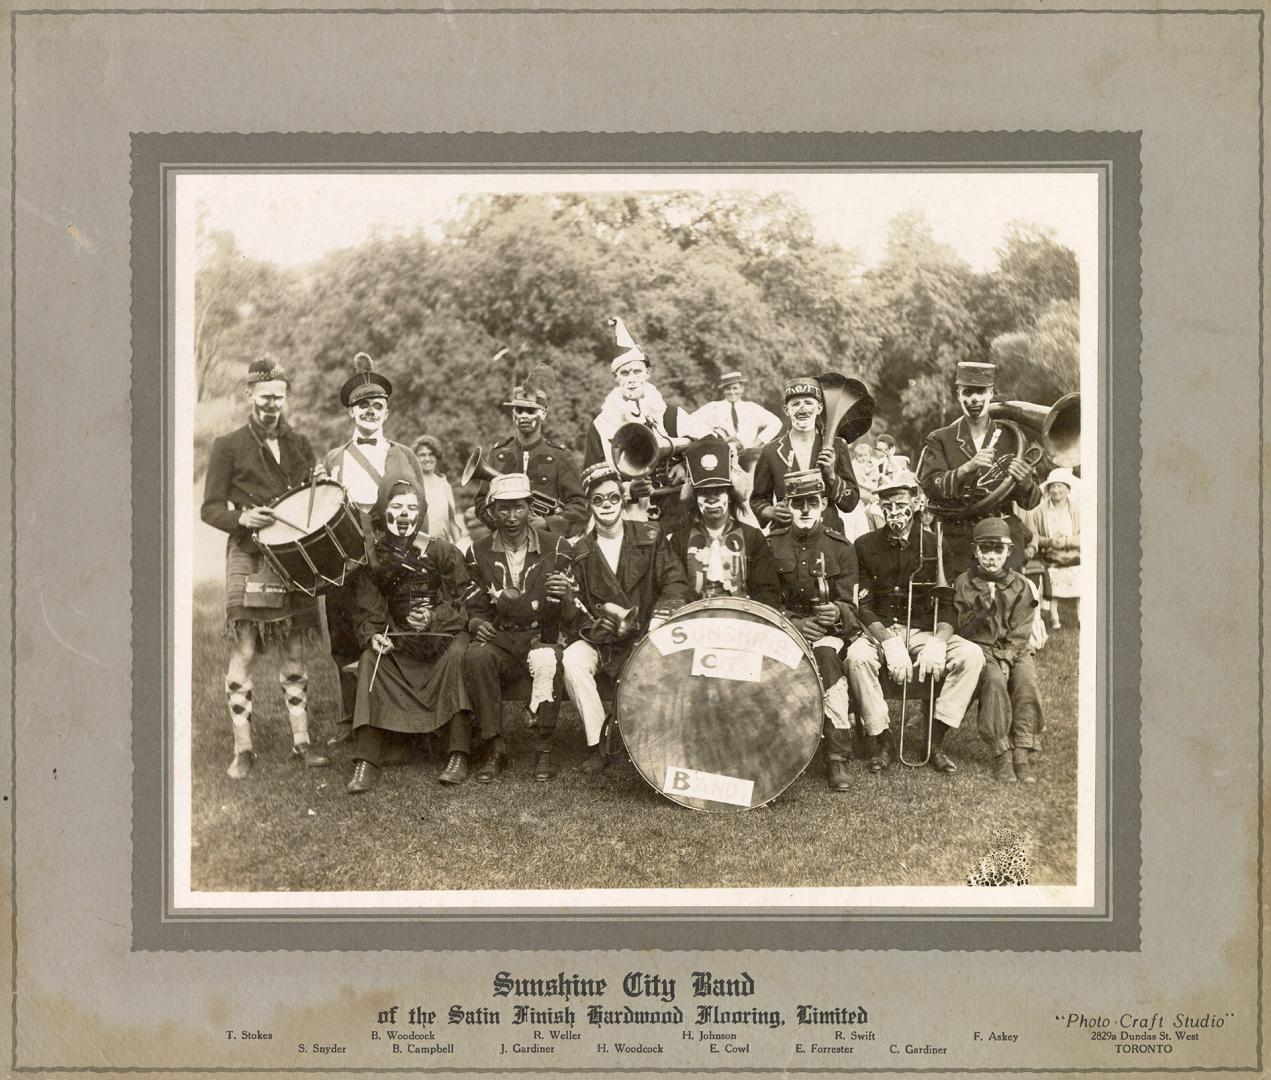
[248,379,288,428]
[349,395,388,436]
[615,359,650,401]
[722,383,744,403]
[880,491,915,536]
[696,489,730,527]
[385,491,421,537]
[588,480,624,529]
[512,405,545,438]
[789,491,825,532]
[786,395,822,432]
[974,539,1011,575]
[957,384,993,421]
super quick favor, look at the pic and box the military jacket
[768,523,859,621]
[477,435,587,534]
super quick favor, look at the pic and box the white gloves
[916,638,948,681]
[882,636,912,683]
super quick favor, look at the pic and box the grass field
[188,580,1079,893]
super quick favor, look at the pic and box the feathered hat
[502,364,555,411]
[604,316,647,372]
[339,352,394,407]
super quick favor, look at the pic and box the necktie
[356,437,377,446]
[730,403,740,433]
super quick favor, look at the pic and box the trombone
[897,517,955,767]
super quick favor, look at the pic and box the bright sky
[180,171,1099,272]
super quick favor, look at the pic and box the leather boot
[346,759,379,794]
[438,751,470,785]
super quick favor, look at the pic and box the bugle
[460,446,561,521]
[611,421,692,480]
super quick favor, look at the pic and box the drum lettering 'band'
[661,766,755,808]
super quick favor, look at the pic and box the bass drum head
[256,481,347,545]
[617,597,824,812]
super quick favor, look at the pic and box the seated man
[461,473,576,783]
[346,479,473,792]
[666,436,782,607]
[561,462,691,774]
[952,517,1045,784]
[846,471,985,774]
[767,469,865,792]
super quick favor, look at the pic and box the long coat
[666,515,783,608]
[750,429,860,533]
[463,528,576,634]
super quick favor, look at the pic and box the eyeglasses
[589,492,623,508]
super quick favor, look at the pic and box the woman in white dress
[412,435,470,546]
[1019,467,1081,630]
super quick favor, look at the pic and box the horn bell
[611,422,660,479]
[460,446,501,488]
[817,371,875,443]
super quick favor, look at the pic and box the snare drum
[616,597,824,812]
[254,481,367,596]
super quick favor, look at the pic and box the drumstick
[265,509,309,532]
[367,621,392,691]
[305,467,319,527]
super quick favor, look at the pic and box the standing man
[585,316,705,528]
[751,378,861,534]
[461,473,576,783]
[200,355,331,778]
[691,369,783,449]
[475,367,587,537]
[322,352,426,744]
[560,462,691,774]
[845,471,985,775]
[767,469,864,791]
[917,360,1041,574]
[666,437,782,607]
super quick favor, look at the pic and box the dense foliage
[193,193,1079,473]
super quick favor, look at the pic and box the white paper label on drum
[662,765,754,807]
[648,618,803,668]
[689,647,762,683]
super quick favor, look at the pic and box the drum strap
[344,442,387,487]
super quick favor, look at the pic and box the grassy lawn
[188,580,1079,892]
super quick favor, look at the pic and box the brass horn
[817,372,875,443]
[580,602,638,645]
[988,392,1080,469]
[459,446,561,520]
[611,421,691,480]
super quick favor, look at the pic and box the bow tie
[887,532,910,550]
[356,437,379,446]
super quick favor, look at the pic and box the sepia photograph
[171,168,1099,909]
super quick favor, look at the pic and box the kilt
[224,535,320,638]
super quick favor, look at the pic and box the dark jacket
[750,429,860,532]
[463,527,575,633]
[666,515,782,608]
[352,534,470,651]
[768,522,860,632]
[953,565,1037,664]
[568,520,691,635]
[201,417,317,545]
[476,435,587,535]
[919,416,1042,574]
[853,523,953,631]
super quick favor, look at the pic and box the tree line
[194,191,1079,475]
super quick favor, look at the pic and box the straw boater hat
[717,370,744,390]
[604,316,647,372]
[339,352,393,407]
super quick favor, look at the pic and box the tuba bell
[988,392,1080,469]
[817,372,875,443]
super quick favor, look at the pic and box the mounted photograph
[170,168,1099,910]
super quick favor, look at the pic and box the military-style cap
[784,378,824,404]
[955,361,995,388]
[685,437,733,490]
[502,384,547,411]
[339,352,393,407]
[605,316,647,372]
[972,516,1012,543]
[783,469,825,499]
[487,473,532,502]
[717,370,744,389]
[247,354,289,385]
[580,461,622,495]
[876,469,919,497]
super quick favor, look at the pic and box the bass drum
[616,597,824,812]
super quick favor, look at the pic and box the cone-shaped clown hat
[605,316,647,372]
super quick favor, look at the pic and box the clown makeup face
[512,405,545,439]
[789,491,825,533]
[722,382,744,403]
[349,395,388,437]
[879,490,915,537]
[492,497,531,541]
[956,383,993,421]
[588,480,625,531]
[785,395,822,433]
[385,490,421,538]
[614,358,650,401]
[248,379,288,429]
[974,538,1012,576]
[696,488,731,527]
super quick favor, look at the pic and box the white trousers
[562,640,609,746]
